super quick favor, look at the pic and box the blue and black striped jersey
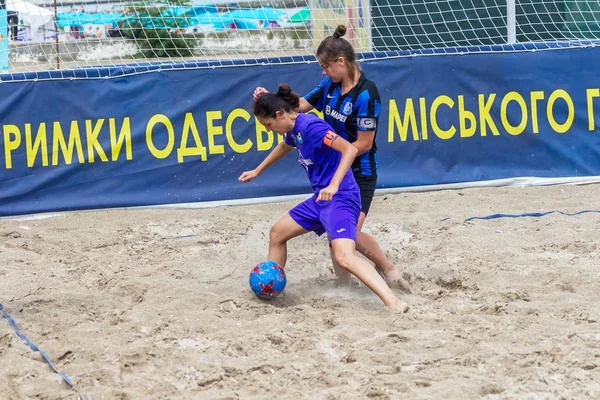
[304,71,381,177]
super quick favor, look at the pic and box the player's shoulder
[317,76,334,89]
[302,112,327,126]
[357,72,379,100]
[363,78,380,93]
[306,77,333,99]
[356,77,381,100]
[301,113,330,133]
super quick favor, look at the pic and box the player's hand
[253,87,268,101]
[238,169,260,183]
[317,184,338,202]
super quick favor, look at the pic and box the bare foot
[376,266,413,294]
[387,276,413,294]
[388,300,409,313]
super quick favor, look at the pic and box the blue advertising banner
[1,45,600,216]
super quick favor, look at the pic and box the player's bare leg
[331,238,409,311]
[268,214,309,268]
[355,212,412,293]
[329,245,352,287]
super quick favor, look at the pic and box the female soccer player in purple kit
[254,25,410,292]
[239,84,408,311]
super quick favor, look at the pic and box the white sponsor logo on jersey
[325,105,347,123]
[343,101,353,115]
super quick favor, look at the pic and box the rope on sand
[464,209,600,222]
[0,303,86,399]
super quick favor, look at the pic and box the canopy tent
[185,5,219,17]
[188,12,234,31]
[57,12,127,28]
[7,0,54,42]
[226,7,287,29]
[288,7,309,24]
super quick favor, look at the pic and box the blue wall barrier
[2,44,600,216]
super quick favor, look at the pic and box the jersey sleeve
[284,132,296,147]
[303,78,329,112]
[306,118,333,150]
[355,88,382,131]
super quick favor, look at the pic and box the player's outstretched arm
[239,142,294,183]
[298,98,314,113]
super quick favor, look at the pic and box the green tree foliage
[118,0,197,58]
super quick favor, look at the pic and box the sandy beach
[1,184,599,399]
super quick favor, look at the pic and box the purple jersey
[285,113,359,194]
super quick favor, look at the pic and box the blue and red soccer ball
[249,261,286,299]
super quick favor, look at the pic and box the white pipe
[507,0,517,44]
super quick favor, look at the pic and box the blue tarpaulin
[57,12,127,27]
[189,12,234,29]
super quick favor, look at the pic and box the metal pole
[507,0,516,44]
[54,0,59,69]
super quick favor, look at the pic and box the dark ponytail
[252,84,300,118]
[332,25,347,39]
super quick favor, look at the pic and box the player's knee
[269,224,287,244]
[333,251,353,270]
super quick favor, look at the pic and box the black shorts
[354,173,377,215]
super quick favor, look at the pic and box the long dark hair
[252,84,300,118]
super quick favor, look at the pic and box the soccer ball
[249,261,286,299]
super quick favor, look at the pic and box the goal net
[2,0,600,80]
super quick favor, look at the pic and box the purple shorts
[289,190,361,241]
